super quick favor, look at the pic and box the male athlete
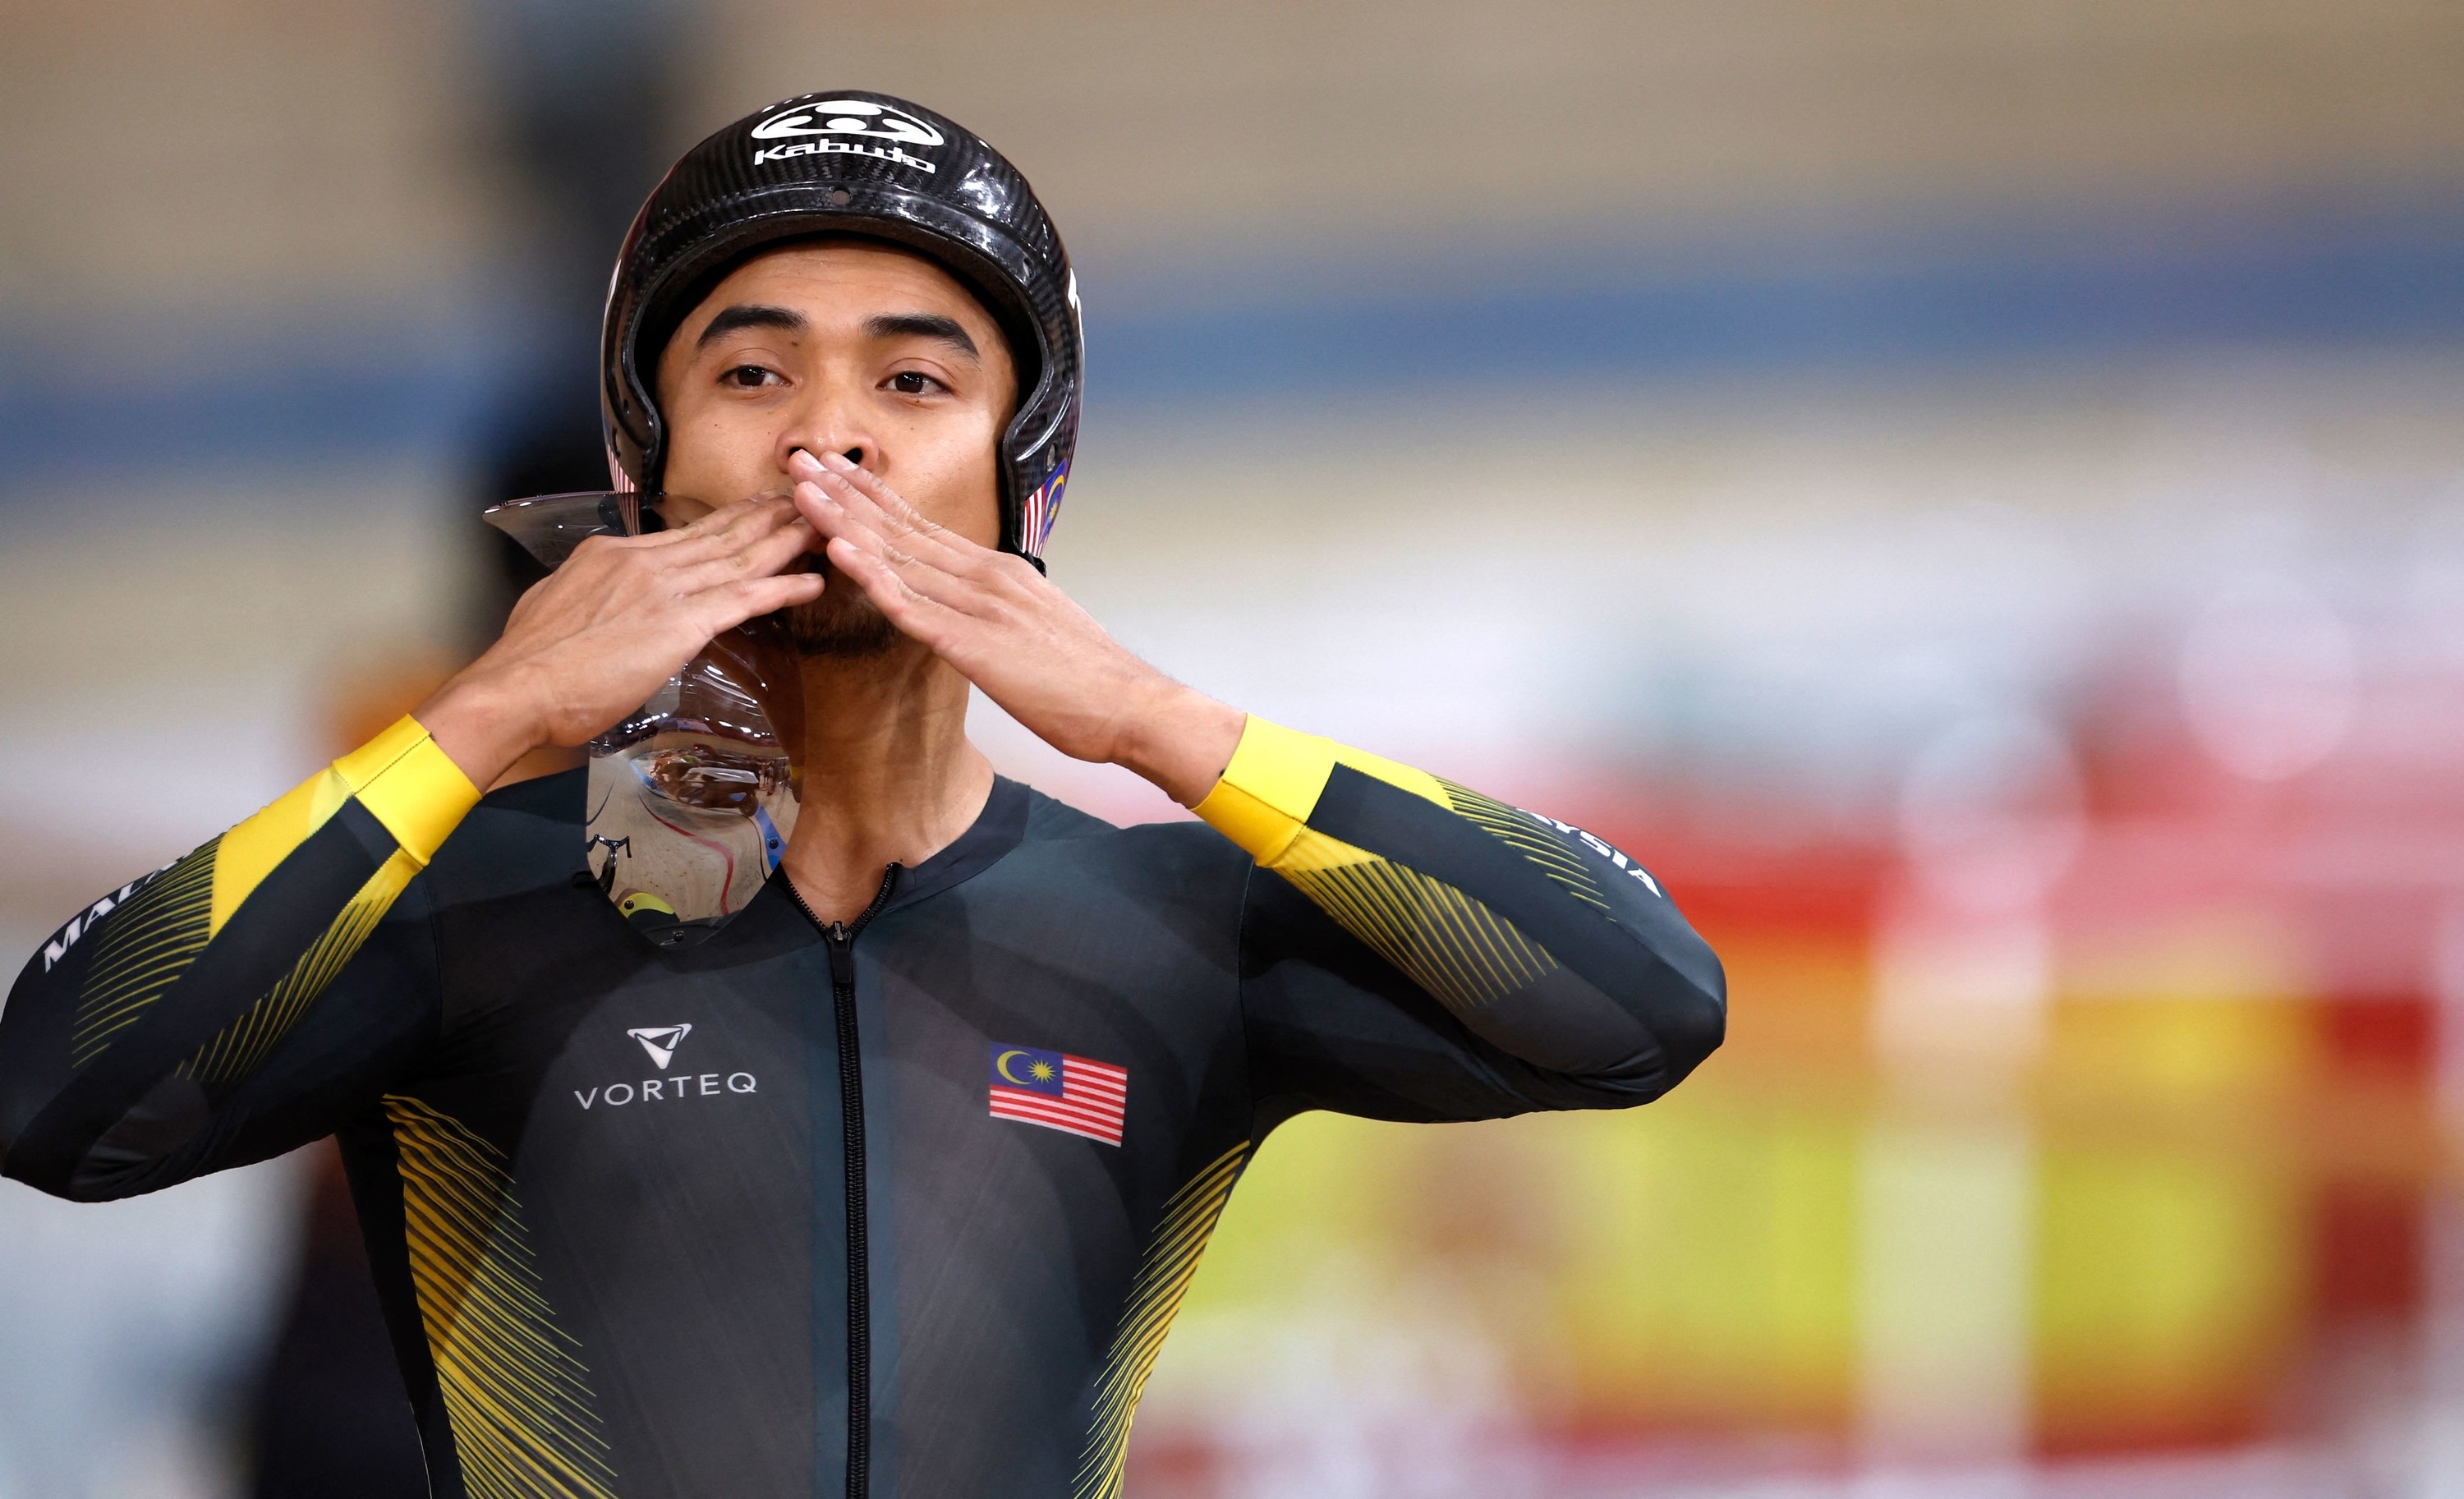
[0,93,1723,1498]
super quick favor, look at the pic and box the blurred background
[6,1,2464,1494]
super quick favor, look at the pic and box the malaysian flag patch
[988,1043,1127,1147]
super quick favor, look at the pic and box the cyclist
[1,91,1724,1499]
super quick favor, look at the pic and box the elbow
[1498,950,1724,1106]
[1650,960,1726,1086]
[2,1138,187,1204]
[1587,961,1725,1099]
[0,1074,211,1203]
[5,1159,138,1204]
[1633,920,1726,1087]
[0,1133,101,1207]
[1587,948,1727,1103]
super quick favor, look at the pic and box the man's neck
[779,640,995,925]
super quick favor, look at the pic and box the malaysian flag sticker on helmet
[1019,460,1069,559]
[988,1042,1126,1146]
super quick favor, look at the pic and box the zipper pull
[825,920,855,986]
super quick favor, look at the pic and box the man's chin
[774,595,902,659]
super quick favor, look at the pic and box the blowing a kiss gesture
[787,445,1242,810]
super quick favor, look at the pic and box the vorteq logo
[577,1023,756,1111]
[750,99,942,173]
[627,1024,691,1069]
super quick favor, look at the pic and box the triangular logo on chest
[627,1024,692,1070]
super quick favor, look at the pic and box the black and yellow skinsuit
[0,712,1723,1499]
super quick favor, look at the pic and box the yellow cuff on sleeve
[1193,715,1338,866]
[334,715,482,867]
[210,718,479,932]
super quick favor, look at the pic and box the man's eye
[888,371,942,395]
[723,365,779,388]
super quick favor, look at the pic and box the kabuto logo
[576,1022,756,1110]
[750,99,942,172]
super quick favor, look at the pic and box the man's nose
[779,379,884,478]
[788,442,869,469]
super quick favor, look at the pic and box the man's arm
[0,718,474,1198]
[790,449,1725,1114]
[1,493,827,1200]
[1199,716,1723,1122]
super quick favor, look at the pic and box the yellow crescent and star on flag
[994,1047,1060,1089]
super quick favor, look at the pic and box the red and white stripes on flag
[987,1044,1127,1147]
[1018,462,1069,559]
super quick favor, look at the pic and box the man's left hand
[788,448,1242,807]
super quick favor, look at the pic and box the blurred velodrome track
[6,3,2464,1495]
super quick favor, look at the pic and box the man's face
[656,238,1017,655]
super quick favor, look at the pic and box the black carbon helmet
[602,91,1083,562]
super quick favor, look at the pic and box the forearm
[416,664,551,794]
[1112,685,1245,808]
[0,716,473,1198]
[1198,716,1725,1092]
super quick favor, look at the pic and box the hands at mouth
[417,491,824,790]
[788,448,1242,807]
[413,453,1243,807]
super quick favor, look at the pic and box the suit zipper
[788,867,897,1499]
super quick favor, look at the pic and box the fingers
[667,508,819,595]
[791,462,903,547]
[692,568,827,635]
[794,480,984,615]
[634,490,805,562]
[821,537,968,651]
[791,451,984,570]
[823,532,975,617]
[568,492,815,605]
[811,496,1005,631]
[807,450,922,525]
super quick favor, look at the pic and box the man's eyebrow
[696,303,807,347]
[867,312,978,360]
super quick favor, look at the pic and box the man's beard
[773,566,903,658]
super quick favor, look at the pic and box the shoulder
[1012,784,1253,876]
[1018,784,1117,841]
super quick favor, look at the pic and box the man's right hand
[416,493,824,789]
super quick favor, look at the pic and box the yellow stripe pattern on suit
[385,1094,620,1499]
[1436,779,1610,908]
[183,849,423,1084]
[72,840,218,1067]
[1269,827,1560,1014]
[1194,715,1567,1018]
[68,718,476,1077]
[1072,1142,1249,1499]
